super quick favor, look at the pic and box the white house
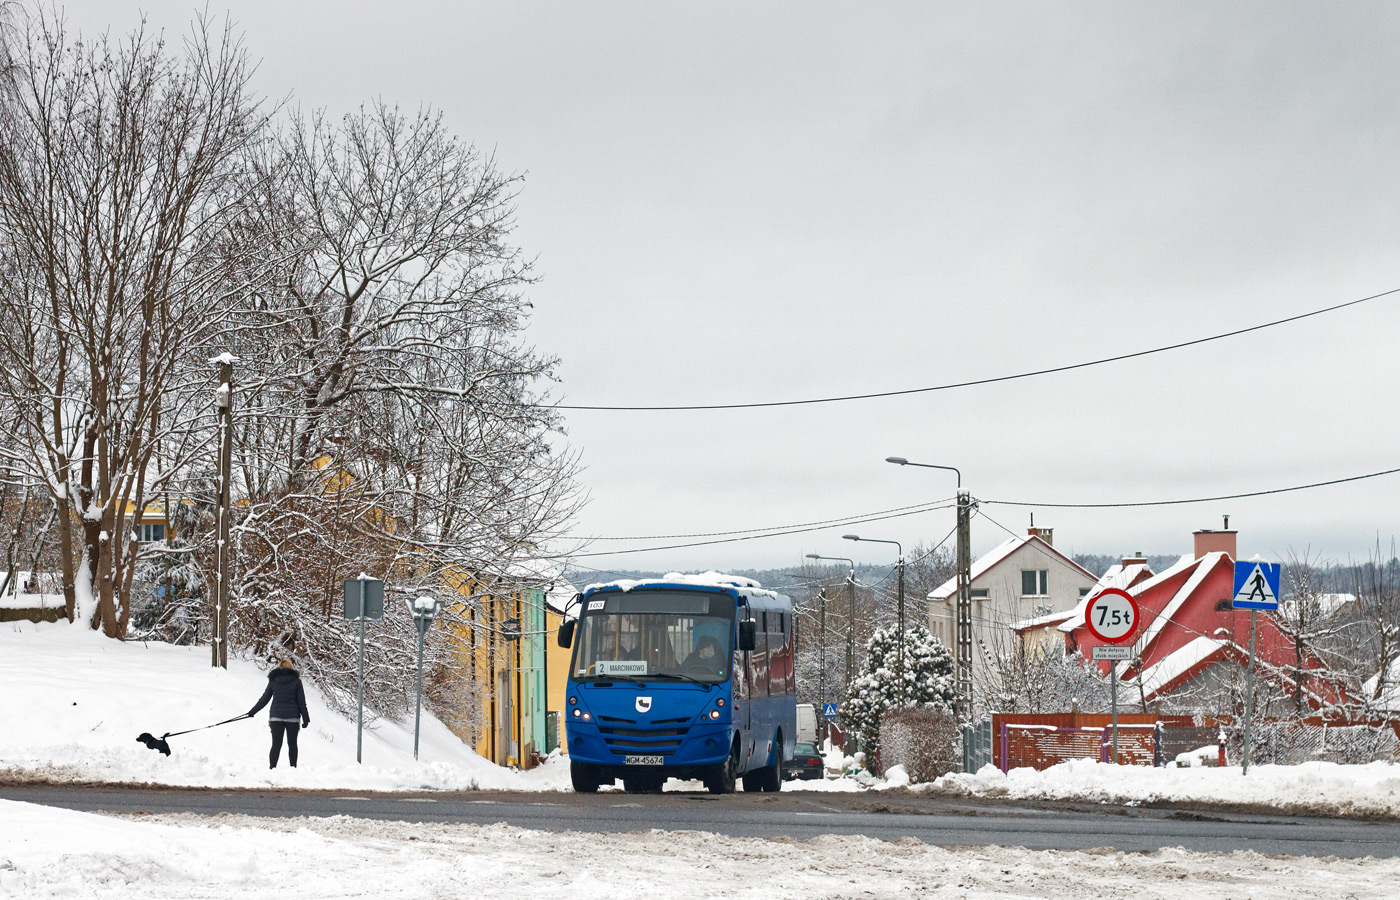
[927,527,1097,688]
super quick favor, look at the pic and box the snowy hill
[0,620,567,790]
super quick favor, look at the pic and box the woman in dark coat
[248,658,311,768]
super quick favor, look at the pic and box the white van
[795,703,817,745]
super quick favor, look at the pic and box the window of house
[970,588,990,600]
[1079,587,1091,597]
[1021,569,1048,596]
[139,523,165,544]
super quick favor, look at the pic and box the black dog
[136,732,172,755]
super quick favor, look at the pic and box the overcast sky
[50,2,1400,576]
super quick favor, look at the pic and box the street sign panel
[822,703,838,717]
[1084,588,1140,644]
[343,576,384,620]
[1232,561,1281,610]
[1093,645,1132,661]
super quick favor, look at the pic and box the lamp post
[211,355,235,669]
[406,594,445,760]
[886,456,972,724]
[843,534,905,703]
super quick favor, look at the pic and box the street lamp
[886,456,972,728]
[406,594,445,760]
[805,553,858,709]
[843,534,905,702]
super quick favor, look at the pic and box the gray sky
[51,2,1400,574]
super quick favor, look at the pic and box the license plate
[625,755,663,766]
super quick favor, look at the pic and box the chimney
[1121,552,1148,568]
[1027,526,1053,546]
[1193,515,1237,560]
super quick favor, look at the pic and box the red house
[1058,526,1344,710]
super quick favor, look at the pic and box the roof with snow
[928,534,1094,601]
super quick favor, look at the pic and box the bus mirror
[737,619,756,651]
[557,619,576,649]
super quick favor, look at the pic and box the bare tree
[1272,547,1350,713]
[0,10,265,636]
[210,102,581,711]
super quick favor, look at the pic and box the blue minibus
[557,575,796,793]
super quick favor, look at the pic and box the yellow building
[445,577,575,769]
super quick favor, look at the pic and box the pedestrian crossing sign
[822,703,838,717]
[1232,561,1281,610]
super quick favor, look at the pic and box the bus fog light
[582,712,591,720]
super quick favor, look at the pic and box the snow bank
[932,758,1400,817]
[5,799,1399,899]
[0,620,569,791]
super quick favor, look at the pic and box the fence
[988,712,1400,772]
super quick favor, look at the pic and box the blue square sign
[822,703,838,717]
[1232,561,1281,610]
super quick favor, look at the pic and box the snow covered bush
[879,705,960,783]
[844,625,954,765]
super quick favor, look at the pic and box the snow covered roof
[1136,635,1232,701]
[583,571,781,600]
[1363,658,1400,712]
[1058,553,1198,634]
[928,534,1094,601]
[1012,608,1077,632]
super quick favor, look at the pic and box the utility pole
[845,565,855,703]
[955,488,973,722]
[211,357,234,669]
[896,552,906,702]
[818,587,827,731]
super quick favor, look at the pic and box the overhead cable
[549,286,1399,411]
[980,465,1400,509]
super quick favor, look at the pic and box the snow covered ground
[934,758,1400,818]
[4,798,1400,900]
[0,620,569,791]
[5,618,1400,820]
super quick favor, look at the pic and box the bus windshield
[573,590,734,684]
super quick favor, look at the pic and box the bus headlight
[716,698,725,707]
[709,709,721,719]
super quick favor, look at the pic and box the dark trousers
[270,721,300,768]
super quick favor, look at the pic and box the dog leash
[161,712,254,740]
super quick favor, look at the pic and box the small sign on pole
[1083,588,1140,765]
[344,574,385,764]
[1232,559,1282,775]
[822,703,838,717]
[1231,561,1281,611]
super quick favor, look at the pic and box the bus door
[737,607,754,766]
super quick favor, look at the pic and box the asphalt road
[5,783,1399,858]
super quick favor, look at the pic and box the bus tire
[570,761,600,793]
[705,740,740,794]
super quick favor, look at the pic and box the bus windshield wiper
[650,672,712,687]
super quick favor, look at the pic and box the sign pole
[1111,659,1119,764]
[357,577,366,765]
[1243,608,1257,775]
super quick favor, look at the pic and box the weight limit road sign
[1232,561,1281,610]
[1084,587,1139,645]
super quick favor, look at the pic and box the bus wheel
[705,741,739,794]
[570,761,600,793]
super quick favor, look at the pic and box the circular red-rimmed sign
[1083,587,1140,644]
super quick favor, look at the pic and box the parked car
[785,742,825,780]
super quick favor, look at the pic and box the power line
[980,465,1400,509]
[565,500,957,559]
[548,286,1399,411]
[586,496,955,541]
